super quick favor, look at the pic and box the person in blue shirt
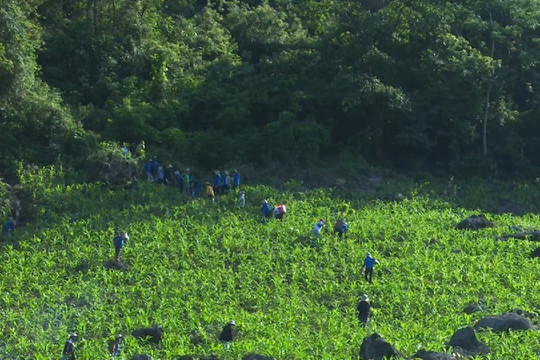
[150,158,159,179]
[144,161,153,182]
[261,199,272,220]
[333,219,348,240]
[223,170,231,194]
[192,180,201,198]
[361,253,379,284]
[4,217,15,236]
[233,169,240,190]
[213,171,221,195]
[113,232,129,261]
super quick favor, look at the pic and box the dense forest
[1,0,540,179]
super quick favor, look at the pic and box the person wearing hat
[361,253,379,284]
[273,204,287,220]
[222,170,231,194]
[356,294,370,327]
[219,320,236,350]
[164,164,174,185]
[109,334,123,357]
[313,219,325,238]
[62,333,78,360]
[237,191,246,208]
[213,171,221,195]
[261,199,272,220]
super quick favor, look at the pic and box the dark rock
[474,313,538,332]
[463,303,487,314]
[132,326,164,344]
[131,355,152,360]
[242,354,275,360]
[412,349,455,360]
[531,247,540,258]
[498,231,540,241]
[511,308,536,319]
[455,214,495,230]
[359,333,403,359]
[448,327,490,356]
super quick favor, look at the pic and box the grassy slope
[0,177,539,359]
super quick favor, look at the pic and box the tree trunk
[482,9,495,156]
[482,81,493,156]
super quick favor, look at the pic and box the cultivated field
[1,169,539,359]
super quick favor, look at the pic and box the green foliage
[1,175,539,358]
[86,141,140,185]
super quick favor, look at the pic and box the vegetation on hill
[0,167,538,359]
[2,0,540,178]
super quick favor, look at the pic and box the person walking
[113,232,129,261]
[233,169,240,190]
[62,333,78,360]
[223,170,231,194]
[356,294,370,327]
[219,320,236,350]
[182,168,191,195]
[213,171,221,195]
[4,217,15,236]
[206,182,215,202]
[361,253,379,284]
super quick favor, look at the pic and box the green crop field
[1,167,539,359]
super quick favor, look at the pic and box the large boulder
[455,215,494,230]
[242,354,275,360]
[474,313,538,332]
[412,349,455,360]
[448,327,490,357]
[359,333,403,359]
[132,325,164,344]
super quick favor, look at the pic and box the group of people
[62,320,236,358]
[143,158,242,202]
[261,200,287,220]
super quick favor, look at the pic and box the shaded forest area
[1,0,540,180]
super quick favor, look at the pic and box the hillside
[1,170,539,359]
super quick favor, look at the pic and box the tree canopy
[1,0,540,177]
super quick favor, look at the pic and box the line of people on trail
[143,158,241,201]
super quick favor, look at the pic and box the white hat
[361,294,369,301]
[228,320,236,326]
